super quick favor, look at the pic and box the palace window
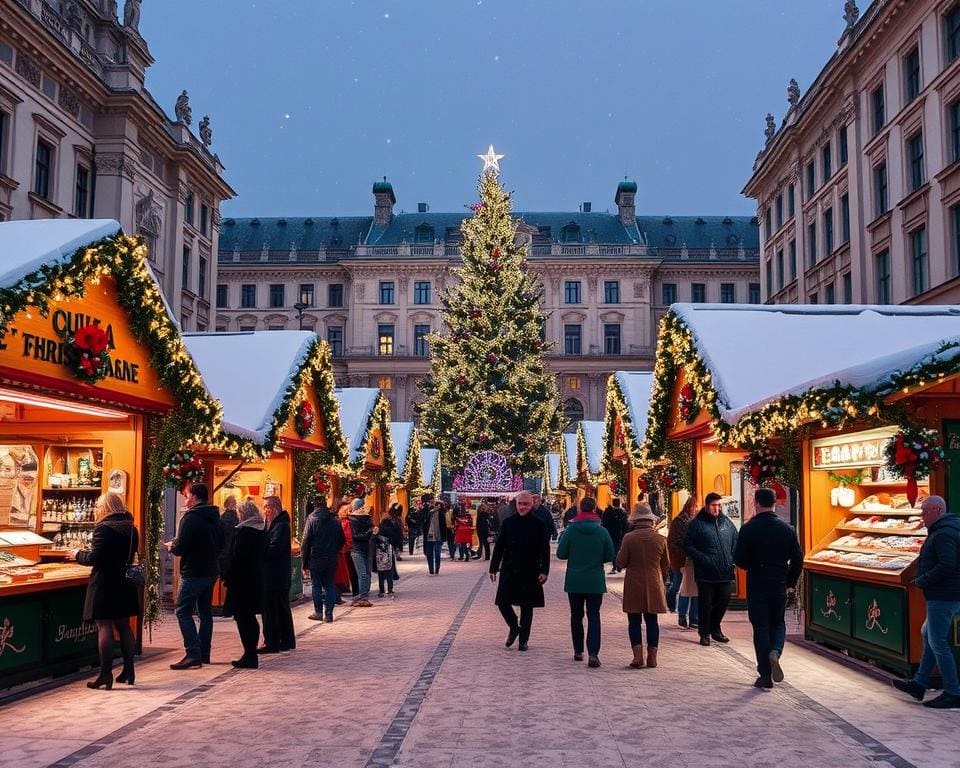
[748,283,761,304]
[721,283,736,303]
[871,85,885,136]
[34,139,53,199]
[378,324,395,356]
[216,284,228,308]
[662,283,677,306]
[874,162,888,216]
[903,47,921,103]
[414,324,430,357]
[911,226,928,296]
[603,323,621,355]
[564,280,581,304]
[876,250,891,303]
[563,324,582,355]
[182,246,191,290]
[691,283,706,303]
[907,131,925,191]
[328,283,344,307]
[269,284,285,308]
[241,284,256,308]
[379,281,395,305]
[948,3,960,63]
[327,326,343,357]
[75,164,90,217]
[603,280,620,304]
[413,281,431,305]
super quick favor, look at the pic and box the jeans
[425,539,444,573]
[310,562,338,618]
[498,604,534,644]
[175,575,216,660]
[407,531,420,555]
[262,587,296,650]
[913,599,960,696]
[568,593,603,656]
[628,612,660,647]
[696,580,734,638]
[747,586,787,677]
[349,549,371,598]
[678,595,699,625]
[666,569,680,612]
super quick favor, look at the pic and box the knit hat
[628,505,656,523]
[352,498,365,511]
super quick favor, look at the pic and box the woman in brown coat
[615,503,669,669]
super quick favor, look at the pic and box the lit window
[378,376,393,390]
[378,324,395,355]
[568,376,581,390]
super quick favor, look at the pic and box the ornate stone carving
[174,90,192,125]
[65,2,82,32]
[787,79,800,109]
[15,53,41,88]
[123,0,141,32]
[199,115,212,146]
[764,114,776,144]
[58,86,80,118]
[135,188,162,234]
[844,0,859,29]
[95,152,135,180]
[397,276,410,292]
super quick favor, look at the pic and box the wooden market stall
[601,371,655,510]
[181,330,345,604]
[0,219,221,687]
[573,421,612,508]
[644,302,960,675]
[389,421,421,513]
[560,432,579,503]
[542,452,567,507]
[333,388,395,523]
[420,447,441,498]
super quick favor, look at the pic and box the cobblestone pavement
[0,550,955,768]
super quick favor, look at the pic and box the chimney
[372,177,396,227]
[418,202,429,213]
[581,202,592,213]
[615,179,637,226]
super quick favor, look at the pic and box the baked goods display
[851,493,926,512]
[808,549,914,570]
[807,505,928,575]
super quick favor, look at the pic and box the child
[374,533,396,598]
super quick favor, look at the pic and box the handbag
[125,524,145,587]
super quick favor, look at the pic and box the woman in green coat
[557,497,615,667]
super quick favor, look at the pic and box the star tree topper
[478,144,505,175]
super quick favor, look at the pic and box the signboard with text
[811,428,896,470]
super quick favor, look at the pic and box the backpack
[374,534,393,572]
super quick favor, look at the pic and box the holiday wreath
[63,324,111,384]
[162,450,204,491]
[884,426,944,505]
[295,401,316,439]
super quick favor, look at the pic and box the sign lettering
[53,620,97,644]
[0,616,26,655]
[811,431,894,470]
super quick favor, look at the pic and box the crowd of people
[67,481,960,710]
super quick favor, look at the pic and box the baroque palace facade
[215,180,760,422]
[0,0,234,330]
[745,0,960,306]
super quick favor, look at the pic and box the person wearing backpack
[347,498,375,606]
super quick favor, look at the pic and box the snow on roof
[335,388,381,464]
[0,219,121,288]
[546,453,561,490]
[183,331,316,444]
[562,433,578,480]
[579,421,605,476]
[390,422,415,477]
[421,448,439,486]
[673,304,960,423]
[614,371,654,442]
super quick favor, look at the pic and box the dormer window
[415,223,435,244]
[561,222,581,243]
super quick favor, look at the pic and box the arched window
[415,223,435,244]
[563,398,584,432]
[561,222,581,243]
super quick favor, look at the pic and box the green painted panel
[44,588,98,660]
[852,582,905,654]
[290,554,303,601]
[809,573,852,636]
[0,598,43,674]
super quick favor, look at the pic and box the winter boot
[115,660,136,685]
[628,645,644,669]
[646,646,658,668]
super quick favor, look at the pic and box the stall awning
[578,420,605,481]
[602,371,653,466]
[544,452,561,494]
[390,421,422,485]
[561,432,578,487]
[335,387,395,472]
[420,447,441,493]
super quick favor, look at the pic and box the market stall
[420,447,441,497]
[572,421,612,508]
[0,219,220,687]
[542,452,567,506]
[643,302,960,674]
[333,388,395,523]
[389,421,422,513]
[181,330,345,604]
[601,371,656,510]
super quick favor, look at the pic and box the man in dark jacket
[531,493,558,542]
[165,482,224,669]
[405,501,423,555]
[259,495,296,652]
[301,498,345,623]
[489,491,550,652]
[733,487,802,688]
[562,504,578,529]
[892,495,960,709]
[684,491,738,647]
[601,498,627,573]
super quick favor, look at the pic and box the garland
[342,476,368,498]
[162,449,205,490]
[744,444,784,486]
[63,324,111,383]
[295,400,316,439]
[663,440,693,494]
[884,425,944,505]
[678,382,698,423]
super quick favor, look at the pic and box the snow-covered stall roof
[672,304,960,423]
[390,422,415,478]
[183,331,317,444]
[335,387,387,465]
[614,371,654,442]
[562,433,578,484]
[545,453,561,492]
[0,219,121,289]
[578,420,605,477]
[421,448,440,491]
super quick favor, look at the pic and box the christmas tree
[417,150,563,474]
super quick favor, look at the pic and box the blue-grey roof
[637,215,758,252]
[219,216,372,254]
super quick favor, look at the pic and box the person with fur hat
[556,496,615,667]
[347,498,376,606]
[616,502,670,668]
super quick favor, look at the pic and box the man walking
[301,497,345,623]
[684,492,738,647]
[348,499,375,604]
[490,491,550,652]
[557,497,614,667]
[531,493,558,542]
[602,498,627,573]
[733,488,803,688]
[892,495,960,708]
[260,496,296,652]
[165,483,223,669]
[405,499,423,555]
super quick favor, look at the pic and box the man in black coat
[892,495,960,709]
[601,498,627,573]
[685,491,738,647]
[259,495,296,652]
[489,491,550,652]
[223,500,267,668]
[165,482,224,669]
[405,500,423,555]
[733,487,802,688]
[301,498,345,623]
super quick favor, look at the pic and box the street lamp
[293,286,311,331]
